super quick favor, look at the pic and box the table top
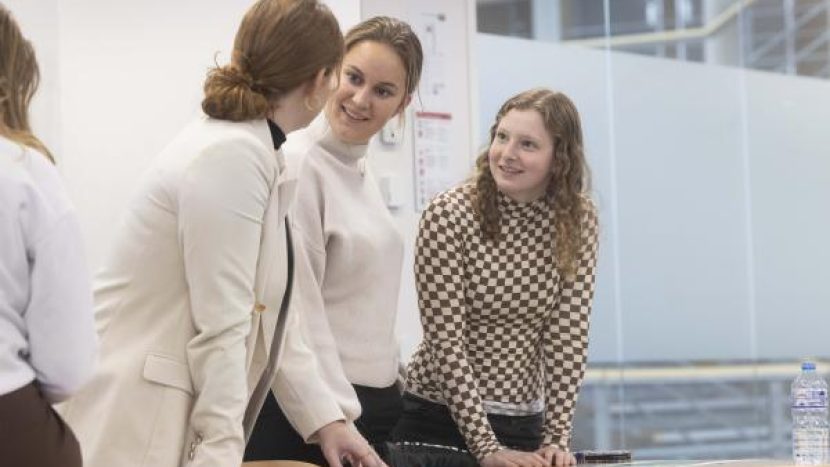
[580,461,821,466]
[241,462,319,467]
[241,459,825,467]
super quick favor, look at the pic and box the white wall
[478,33,830,363]
[57,0,251,268]
[361,0,478,359]
[13,0,474,362]
[328,0,362,31]
[10,0,362,270]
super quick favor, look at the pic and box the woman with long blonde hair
[0,4,97,467]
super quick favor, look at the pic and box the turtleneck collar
[306,113,369,169]
[265,118,287,150]
[497,190,550,220]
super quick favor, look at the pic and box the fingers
[358,447,387,467]
[339,444,385,467]
[484,448,553,467]
[317,421,387,467]
[538,447,575,467]
[321,447,344,467]
[538,447,555,464]
[508,450,548,467]
[530,453,550,467]
[481,450,520,467]
[557,450,576,467]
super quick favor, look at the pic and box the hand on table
[314,421,387,467]
[535,445,576,467]
[480,448,551,467]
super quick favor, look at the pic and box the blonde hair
[202,0,344,122]
[471,88,593,277]
[345,16,423,98]
[0,4,53,162]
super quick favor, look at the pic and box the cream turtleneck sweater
[277,114,404,437]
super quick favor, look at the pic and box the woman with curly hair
[391,88,599,467]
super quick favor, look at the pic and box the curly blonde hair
[470,88,592,277]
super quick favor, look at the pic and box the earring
[304,95,322,112]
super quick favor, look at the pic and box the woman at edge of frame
[0,5,97,467]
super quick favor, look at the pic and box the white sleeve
[271,233,362,442]
[177,138,273,467]
[26,211,97,403]
[271,156,362,441]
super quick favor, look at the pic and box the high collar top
[497,190,551,221]
[266,119,287,150]
[308,114,369,168]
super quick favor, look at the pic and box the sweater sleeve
[414,194,502,461]
[541,202,599,450]
[274,157,362,439]
[271,232,362,441]
[23,183,97,403]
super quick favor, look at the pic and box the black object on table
[574,450,632,464]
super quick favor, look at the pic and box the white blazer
[60,117,348,467]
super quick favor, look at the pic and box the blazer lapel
[256,152,296,350]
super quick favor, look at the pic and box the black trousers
[244,383,403,465]
[388,392,543,466]
[0,382,82,467]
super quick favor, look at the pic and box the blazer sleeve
[542,202,599,449]
[177,136,273,467]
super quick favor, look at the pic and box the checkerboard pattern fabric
[405,184,599,461]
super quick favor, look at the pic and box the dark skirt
[387,392,543,466]
[244,383,403,465]
[0,382,82,467]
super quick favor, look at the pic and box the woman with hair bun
[60,1,381,466]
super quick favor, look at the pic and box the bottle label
[794,388,829,408]
[793,427,829,462]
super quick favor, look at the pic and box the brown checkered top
[405,183,599,461]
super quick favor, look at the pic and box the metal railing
[570,360,823,460]
[556,0,830,79]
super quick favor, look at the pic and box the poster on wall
[413,111,453,210]
[414,10,449,111]
[409,0,472,211]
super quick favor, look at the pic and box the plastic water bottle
[792,361,829,465]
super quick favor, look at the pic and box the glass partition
[476,0,830,459]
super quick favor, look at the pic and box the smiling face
[325,40,410,144]
[488,108,556,203]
